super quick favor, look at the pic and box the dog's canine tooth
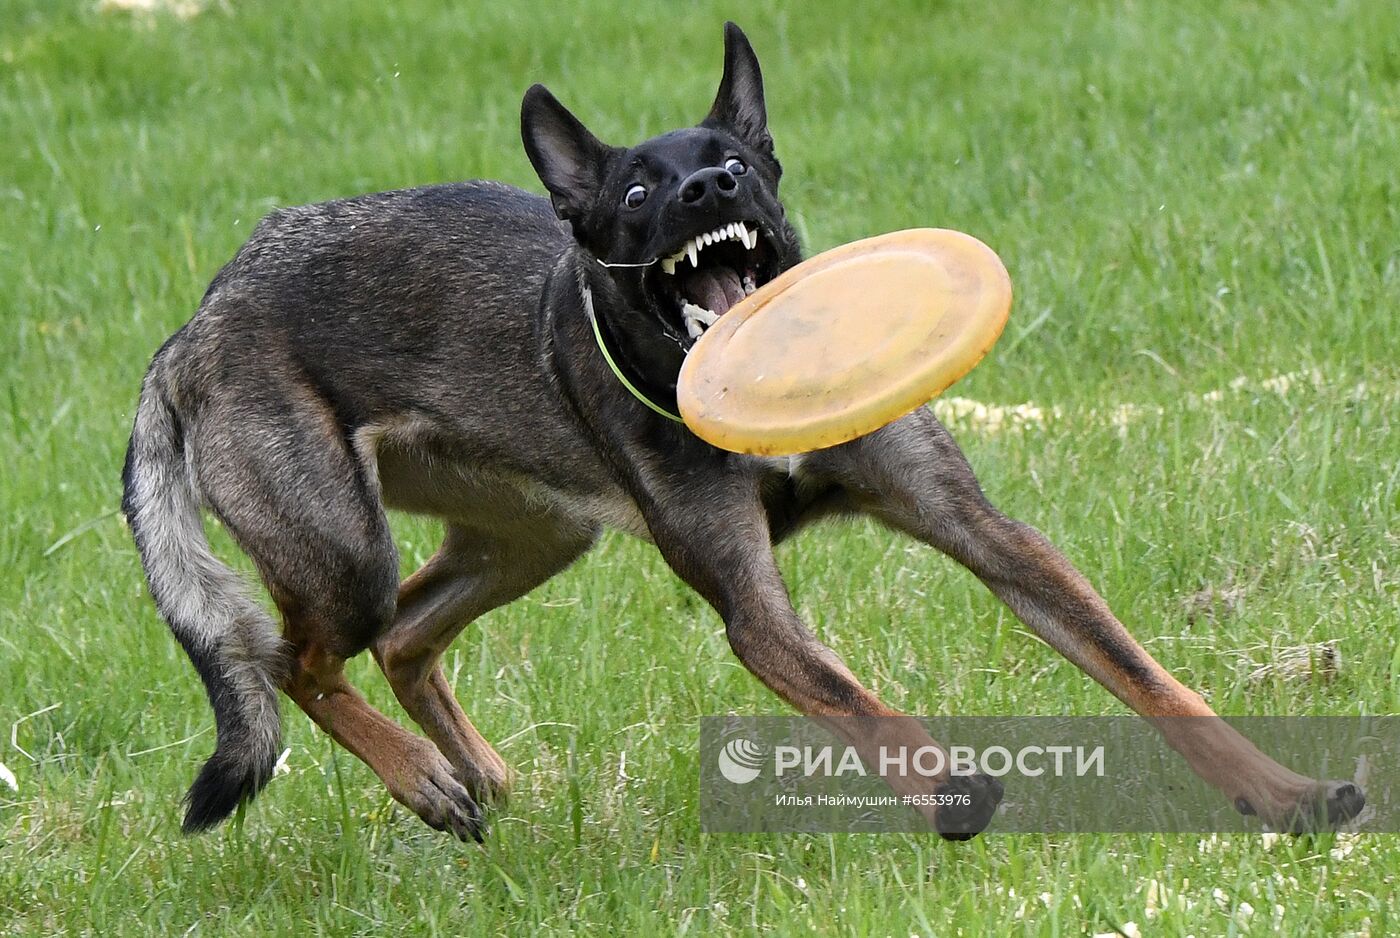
[674,224,760,272]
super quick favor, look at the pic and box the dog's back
[176,182,566,423]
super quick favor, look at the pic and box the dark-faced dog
[122,23,1362,840]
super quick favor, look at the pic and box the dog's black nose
[679,167,739,205]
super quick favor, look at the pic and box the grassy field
[2,0,1398,933]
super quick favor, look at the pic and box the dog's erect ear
[521,84,613,222]
[705,22,772,155]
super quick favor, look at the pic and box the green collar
[579,280,685,423]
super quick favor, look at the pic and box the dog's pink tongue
[680,267,745,314]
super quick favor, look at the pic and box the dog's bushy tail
[122,364,286,833]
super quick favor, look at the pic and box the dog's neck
[575,255,689,418]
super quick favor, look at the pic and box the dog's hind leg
[810,407,1364,832]
[192,390,486,840]
[372,521,594,807]
[280,633,486,840]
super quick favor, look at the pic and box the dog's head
[521,22,800,349]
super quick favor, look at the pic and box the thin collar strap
[577,273,685,424]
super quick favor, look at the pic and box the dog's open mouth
[647,221,778,347]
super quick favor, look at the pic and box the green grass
[2,0,1399,933]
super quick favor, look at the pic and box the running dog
[122,23,1363,839]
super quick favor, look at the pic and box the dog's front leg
[812,408,1363,832]
[636,465,1002,837]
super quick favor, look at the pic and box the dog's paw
[456,761,512,809]
[935,772,1004,841]
[1235,779,1364,834]
[392,755,489,843]
[1280,780,1364,834]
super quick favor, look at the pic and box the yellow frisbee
[676,228,1013,456]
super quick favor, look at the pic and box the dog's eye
[724,157,747,176]
[624,184,648,209]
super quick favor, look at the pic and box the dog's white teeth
[673,225,757,271]
[704,225,735,246]
[661,257,676,275]
[742,275,757,295]
[682,301,718,339]
[682,301,719,325]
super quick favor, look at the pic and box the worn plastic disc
[677,228,1012,456]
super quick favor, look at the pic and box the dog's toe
[397,759,488,842]
[456,763,512,809]
[1277,780,1365,834]
[1325,781,1366,825]
[936,772,1004,841]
